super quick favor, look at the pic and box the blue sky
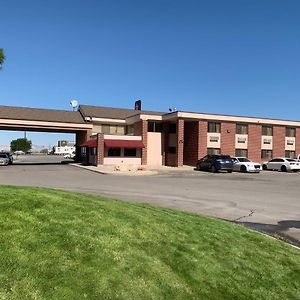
[0,0,299,145]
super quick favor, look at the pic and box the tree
[0,49,5,69]
[40,148,49,154]
[10,138,32,153]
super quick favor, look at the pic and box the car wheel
[281,165,287,172]
[211,165,217,173]
[227,170,233,173]
[240,165,247,173]
[262,164,267,170]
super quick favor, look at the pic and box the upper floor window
[208,122,221,133]
[286,127,296,137]
[262,125,273,136]
[101,124,125,135]
[148,122,162,132]
[236,124,248,135]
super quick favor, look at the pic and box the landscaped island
[0,186,299,299]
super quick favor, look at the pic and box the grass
[0,186,299,300]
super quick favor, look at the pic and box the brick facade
[198,121,208,159]
[141,120,148,165]
[176,119,184,167]
[248,124,262,162]
[273,126,285,158]
[96,133,104,165]
[183,121,199,166]
[296,128,300,157]
[221,122,236,156]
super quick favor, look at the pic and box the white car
[262,158,300,172]
[232,157,262,173]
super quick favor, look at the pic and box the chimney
[134,100,142,110]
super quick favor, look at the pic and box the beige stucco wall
[207,133,221,148]
[147,132,162,166]
[285,137,296,151]
[103,157,142,165]
[235,134,248,149]
[261,136,273,150]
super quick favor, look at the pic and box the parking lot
[0,155,299,246]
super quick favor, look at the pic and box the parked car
[0,153,10,166]
[262,158,300,172]
[196,155,233,173]
[231,157,262,173]
[64,152,75,159]
[0,152,13,164]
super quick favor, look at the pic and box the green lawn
[0,186,299,300]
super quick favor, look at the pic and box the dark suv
[196,155,233,173]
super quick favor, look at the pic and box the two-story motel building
[78,104,300,167]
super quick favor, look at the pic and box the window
[263,138,272,145]
[124,148,137,157]
[90,147,97,156]
[285,150,296,159]
[100,124,125,135]
[235,149,248,157]
[237,137,246,143]
[208,122,221,133]
[108,148,121,157]
[168,147,176,154]
[126,125,134,135]
[101,124,110,134]
[81,147,86,156]
[169,123,177,133]
[236,124,248,135]
[207,148,221,155]
[148,122,162,132]
[261,150,272,160]
[286,127,296,137]
[262,126,273,136]
[209,136,219,142]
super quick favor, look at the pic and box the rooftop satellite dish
[70,100,78,111]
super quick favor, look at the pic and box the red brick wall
[183,122,199,166]
[273,126,285,158]
[221,122,236,156]
[141,120,148,165]
[296,128,300,157]
[97,133,104,165]
[166,153,177,167]
[248,124,261,162]
[176,119,184,167]
[198,121,207,159]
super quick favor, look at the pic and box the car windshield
[286,159,296,162]
[237,158,251,162]
[0,154,7,158]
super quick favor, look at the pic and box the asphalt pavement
[1,155,300,246]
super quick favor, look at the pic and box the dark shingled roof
[79,105,164,119]
[0,105,85,123]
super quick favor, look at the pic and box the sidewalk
[70,163,194,176]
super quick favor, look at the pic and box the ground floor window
[207,148,221,155]
[90,147,97,156]
[108,148,121,157]
[285,150,295,159]
[124,148,137,157]
[81,147,86,156]
[261,150,273,160]
[235,149,248,157]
